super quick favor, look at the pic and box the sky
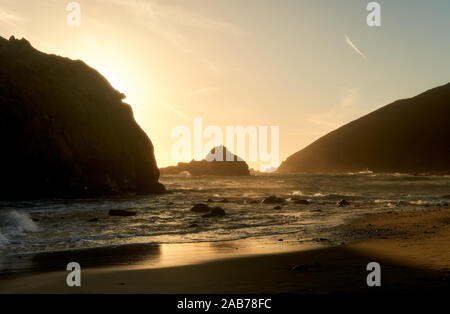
[1,0,449,170]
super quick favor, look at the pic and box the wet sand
[0,208,448,293]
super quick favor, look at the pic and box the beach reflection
[0,244,162,275]
[0,237,320,275]
[132,237,320,270]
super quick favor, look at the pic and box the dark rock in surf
[314,238,330,242]
[263,196,284,204]
[108,209,137,217]
[191,203,211,213]
[202,207,226,218]
[290,264,309,271]
[160,146,250,176]
[88,218,99,222]
[210,206,226,216]
[337,199,350,207]
[292,199,310,205]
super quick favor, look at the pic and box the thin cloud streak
[98,0,246,74]
[0,9,21,25]
[163,103,190,121]
[345,35,366,58]
[98,0,246,52]
[191,87,223,96]
[307,88,362,131]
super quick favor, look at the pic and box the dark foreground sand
[0,208,448,293]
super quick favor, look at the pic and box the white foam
[0,231,9,249]
[6,210,39,233]
[410,200,428,205]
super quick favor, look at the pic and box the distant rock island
[0,36,165,198]
[160,146,250,176]
[278,83,450,174]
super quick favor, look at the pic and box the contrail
[345,35,366,58]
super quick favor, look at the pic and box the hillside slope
[278,83,450,174]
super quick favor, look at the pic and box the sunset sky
[1,0,449,170]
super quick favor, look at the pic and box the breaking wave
[0,231,8,249]
[4,210,39,233]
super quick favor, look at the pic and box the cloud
[163,103,190,121]
[307,88,362,130]
[307,118,340,129]
[0,9,21,25]
[98,0,245,54]
[191,87,223,96]
[98,0,190,53]
[338,87,359,108]
[345,35,366,58]
[97,0,246,75]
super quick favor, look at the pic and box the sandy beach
[0,207,448,294]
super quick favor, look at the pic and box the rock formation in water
[160,146,250,176]
[0,36,165,199]
[278,83,450,174]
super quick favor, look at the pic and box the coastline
[0,207,448,293]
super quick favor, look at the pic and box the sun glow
[94,63,133,100]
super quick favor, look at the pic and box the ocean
[0,173,449,259]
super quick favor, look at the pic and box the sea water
[0,173,448,256]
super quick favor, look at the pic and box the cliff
[0,36,165,198]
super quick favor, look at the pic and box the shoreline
[0,207,448,293]
[0,235,322,275]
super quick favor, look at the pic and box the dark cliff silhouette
[160,146,250,176]
[0,36,165,198]
[278,83,450,174]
